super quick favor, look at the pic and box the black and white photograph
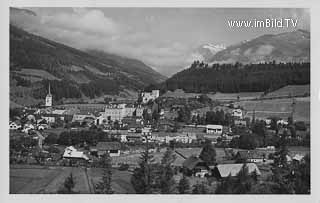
[6,4,315,196]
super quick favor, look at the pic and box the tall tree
[178,175,190,194]
[58,173,76,194]
[95,153,113,194]
[192,182,210,194]
[158,149,177,194]
[131,145,157,194]
[199,139,216,166]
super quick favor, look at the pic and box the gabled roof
[63,146,89,160]
[182,156,204,170]
[236,150,265,159]
[215,163,261,178]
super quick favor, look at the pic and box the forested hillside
[10,25,165,105]
[159,61,310,94]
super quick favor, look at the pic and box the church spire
[48,83,51,95]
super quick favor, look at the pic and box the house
[41,114,56,124]
[277,119,288,126]
[9,121,22,130]
[126,134,143,143]
[234,119,247,127]
[37,124,49,130]
[22,123,35,133]
[72,114,96,124]
[292,154,304,162]
[119,134,128,142]
[235,151,266,163]
[206,124,223,135]
[94,142,121,157]
[101,103,140,121]
[141,90,159,103]
[141,127,152,136]
[232,109,243,119]
[211,163,261,179]
[176,132,197,144]
[182,156,209,177]
[63,146,89,160]
[158,119,174,132]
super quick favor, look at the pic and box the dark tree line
[162,61,310,93]
[80,78,119,99]
[33,80,82,101]
[57,129,118,146]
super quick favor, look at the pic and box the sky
[10,8,310,76]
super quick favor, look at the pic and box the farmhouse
[232,109,243,119]
[235,151,266,163]
[63,146,89,160]
[94,142,121,157]
[206,124,223,135]
[234,119,247,127]
[211,163,261,179]
[182,156,209,178]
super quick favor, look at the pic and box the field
[264,85,310,98]
[208,92,263,101]
[12,68,61,81]
[287,146,310,156]
[235,97,310,122]
[161,89,200,98]
[10,165,134,194]
[87,168,135,194]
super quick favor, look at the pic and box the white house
[232,109,243,119]
[101,104,141,122]
[42,115,56,124]
[22,123,35,133]
[141,90,160,103]
[141,127,152,136]
[277,119,288,126]
[206,124,223,135]
[63,146,89,160]
[9,122,21,130]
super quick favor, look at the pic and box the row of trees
[47,129,118,146]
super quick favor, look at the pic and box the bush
[118,163,130,171]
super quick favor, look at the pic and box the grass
[10,165,135,194]
[264,85,310,98]
[207,92,263,101]
[236,97,310,122]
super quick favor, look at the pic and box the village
[9,83,310,194]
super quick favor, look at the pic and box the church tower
[45,83,52,107]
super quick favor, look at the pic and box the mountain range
[208,29,310,64]
[191,43,226,62]
[10,12,310,107]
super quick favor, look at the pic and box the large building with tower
[141,90,160,103]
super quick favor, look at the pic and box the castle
[141,90,159,103]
